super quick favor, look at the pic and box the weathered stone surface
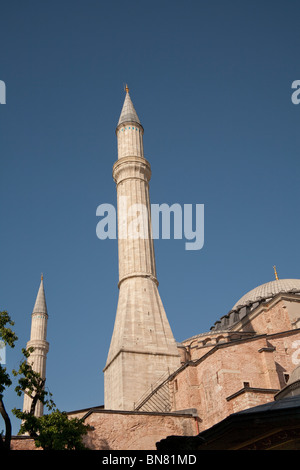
[23,276,49,417]
[74,410,198,450]
[10,437,39,450]
[104,91,180,410]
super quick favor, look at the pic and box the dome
[232,279,300,310]
[287,363,300,385]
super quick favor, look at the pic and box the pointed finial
[41,273,43,281]
[125,84,129,94]
[273,265,279,280]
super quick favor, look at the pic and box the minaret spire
[32,275,48,315]
[104,89,180,411]
[117,91,141,127]
[22,275,49,417]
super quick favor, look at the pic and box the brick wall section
[169,298,300,431]
[11,411,197,451]
[11,437,39,450]
[243,299,293,335]
[172,330,300,431]
[69,410,198,450]
[227,389,276,415]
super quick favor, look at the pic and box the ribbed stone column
[104,88,180,410]
[22,275,49,417]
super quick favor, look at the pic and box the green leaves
[0,311,18,348]
[0,311,16,398]
[0,310,90,450]
[11,336,90,450]
[0,366,12,398]
[13,409,91,450]
[12,347,56,415]
[32,410,90,450]
[0,310,18,449]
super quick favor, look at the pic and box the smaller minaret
[22,274,49,417]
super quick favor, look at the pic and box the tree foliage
[13,409,90,450]
[12,349,91,450]
[0,311,91,450]
[0,311,18,450]
[0,311,18,349]
[12,347,56,415]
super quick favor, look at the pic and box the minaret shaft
[104,91,180,410]
[117,126,144,159]
[114,156,156,284]
[22,277,49,417]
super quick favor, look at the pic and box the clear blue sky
[1,0,300,434]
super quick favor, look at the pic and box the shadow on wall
[84,435,112,450]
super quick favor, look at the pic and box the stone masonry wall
[69,410,198,450]
[11,410,198,451]
[170,329,300,432]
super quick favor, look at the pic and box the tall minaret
[104,87,181,410]
[22,275,49,417]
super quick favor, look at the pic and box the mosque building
[13,88,300,450]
